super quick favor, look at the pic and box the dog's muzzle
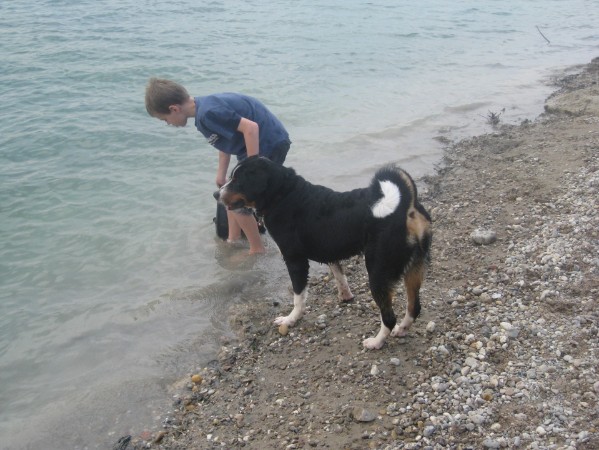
[214,187,248,211]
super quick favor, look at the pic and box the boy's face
[156,104,188,127]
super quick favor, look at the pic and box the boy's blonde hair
[145,78,190,116]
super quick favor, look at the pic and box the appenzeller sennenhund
[215,156,432,349]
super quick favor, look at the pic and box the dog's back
[261,163,432,268]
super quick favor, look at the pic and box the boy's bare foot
[249,247,266,255]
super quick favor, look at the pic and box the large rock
[545,86,599,116]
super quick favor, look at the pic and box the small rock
[470,414,485,425]
[481,389,494,401]
[483,438,501,449]
[426,321,436,333]
[278,324,289,336]
[465,357,479,369]
[352,407,376,422]
[578,430,590,441]
[234,414,244,426]
[471,229,497,245]
[370,364,380,376]
[540,290,557,300]
[191,374,203,384]
[389,358,401,366]
[437,345,450,355]
[432,382,448,393]
[423,425,436,437]
[505,327,521,339]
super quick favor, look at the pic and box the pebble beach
[121,58,599,450]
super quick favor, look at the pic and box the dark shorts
[267,139,291,165]
[236,139,291,165]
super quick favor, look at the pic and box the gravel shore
[123,58,598,450]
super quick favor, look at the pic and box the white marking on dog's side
[274,289,307,327]
[329,263,353,301]
[371,180,401,218]
[363,316,391,349]
[391,313,414,337]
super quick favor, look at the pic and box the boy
[145,78,291,254]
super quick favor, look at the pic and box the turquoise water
[1,0,597,447]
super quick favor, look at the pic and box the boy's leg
[228,210,266,254]
[226,210,242,242]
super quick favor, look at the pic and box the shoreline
[125,58,598,449]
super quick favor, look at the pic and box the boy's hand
[216,176,226,188]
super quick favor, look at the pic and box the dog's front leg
[363,316,392,350]
[329,262,354,302]
[274,258,309,327]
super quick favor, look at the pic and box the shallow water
[1,0,597,448]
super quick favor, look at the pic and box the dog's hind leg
[274,258,309,327]
[329,262,354,302]
[391,264,424,337]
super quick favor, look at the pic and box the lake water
[1,0,597,448]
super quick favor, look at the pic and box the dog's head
[214,156,287,212]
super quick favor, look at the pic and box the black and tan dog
[215,156,432,349]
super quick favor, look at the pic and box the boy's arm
[237,118,260,157]
[216,151,231,187]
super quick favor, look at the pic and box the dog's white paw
[391,317,414,337]
[391,324,408,337]
[363,337,385,350]
[274,316,296,327]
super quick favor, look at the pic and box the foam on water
[0,0,597,447]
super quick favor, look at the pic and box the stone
[465,357,479,368]
[471,229,497,245]
[545,86,599,116]
[191,374,203,384]
[483,438,501,449]
[370,364,380,376]
[352,407,376,422]
[426,321,436,333]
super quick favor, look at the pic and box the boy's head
[145,78,193,127]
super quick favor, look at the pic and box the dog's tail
[370,165,432,255]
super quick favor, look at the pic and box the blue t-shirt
[194,93,289,159]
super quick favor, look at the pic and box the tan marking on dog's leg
[406,208,431,244]
[392,266,424,337]
[329,262,353,301]
[363,316,391,350]
[274,289,307,327]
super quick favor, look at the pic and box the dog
[215,156,432,349]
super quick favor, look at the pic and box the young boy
[145,78,291,254]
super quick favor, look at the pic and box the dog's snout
[213,190,220,201]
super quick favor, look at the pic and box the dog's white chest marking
[371,180,401,218]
